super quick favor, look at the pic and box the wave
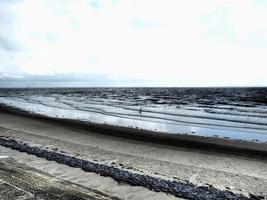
[1,96,267,132]
[0,87,266,141]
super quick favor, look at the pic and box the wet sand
[0,111,267,199]
[1,104,267,157]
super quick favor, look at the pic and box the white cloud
[0,0,267,86]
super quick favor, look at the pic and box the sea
[0,87,267,142]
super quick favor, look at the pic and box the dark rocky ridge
[0,137,263,200]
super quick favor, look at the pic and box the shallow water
[0,87,266,141]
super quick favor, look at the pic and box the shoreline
[0,104,267,158]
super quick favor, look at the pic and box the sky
[0,0,267,87]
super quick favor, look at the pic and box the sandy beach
[0,157,120,200]
[0,111,267,199]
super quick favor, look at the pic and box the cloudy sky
[0,0,267,87]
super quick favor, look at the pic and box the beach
[0,110,266,199]
[1,0,267,198]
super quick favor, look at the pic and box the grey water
[0,87,267,142]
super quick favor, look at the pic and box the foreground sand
[0,157,119,200]
[0,112,266,199]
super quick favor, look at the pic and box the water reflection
[1,96,267,142]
